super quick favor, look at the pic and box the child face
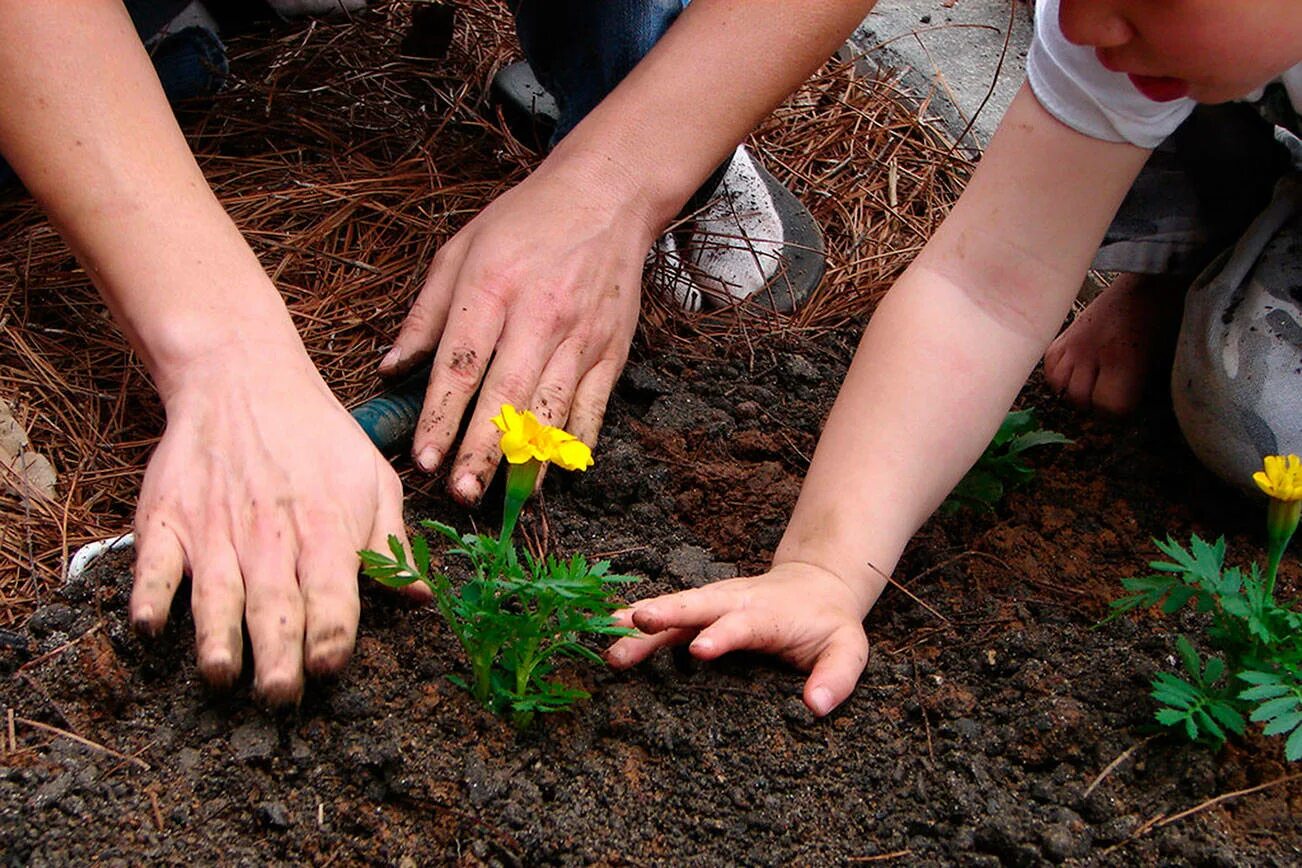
[1058,0,1302,104]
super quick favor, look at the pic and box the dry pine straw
[0,1,970,625]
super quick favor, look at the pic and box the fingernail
[453,474,481,503]
[131,606,156,634]
[415,446,441,472]
[810,686,833,717]
[691,637,714,654]
[380,346,403,371]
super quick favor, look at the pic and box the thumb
[803,628,870,717]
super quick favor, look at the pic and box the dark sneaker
[489,60,559,152]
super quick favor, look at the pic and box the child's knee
[1172,180,1302,490]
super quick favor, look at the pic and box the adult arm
[384,0,878,503]
[0,0,417,702]
[606,85,1153,715]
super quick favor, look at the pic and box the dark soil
[3,3,1301,866]
[3,327,1301,866]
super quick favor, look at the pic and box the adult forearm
[0,1,302,400]
[543,0,877,232]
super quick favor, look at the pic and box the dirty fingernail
[453,475,481,503]
[415,446,441,472]
[380,346,403,371]
[691,637,714,654]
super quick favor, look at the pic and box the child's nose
[1057,0,1133,48]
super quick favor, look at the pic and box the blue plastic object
[349,362,432,455]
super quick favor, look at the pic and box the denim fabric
[511,0,689,145]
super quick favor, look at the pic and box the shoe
[489,60,559,153]
[680,145,825,313]
[490,62,825,314]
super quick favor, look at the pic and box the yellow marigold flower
[1253,454,1302,502]
[490,404,593,472]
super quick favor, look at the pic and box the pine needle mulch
[0,1,971,625]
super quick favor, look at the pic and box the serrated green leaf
[1250,696,1302,722]
[1203,655,1225,684]
[1208,701,1246,736]
[1238,670,1285,686]
[1286,724,1302,761]
[1262,710,1302,737]
[1239,683,1292,701]
[1195,706,1226,741]
[1155,707,1187,727]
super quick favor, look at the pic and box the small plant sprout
[941,408,1071,513]
[360,404,634,729]
[1109,454,1302,760]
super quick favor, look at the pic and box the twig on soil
[16,621,102,672]
[1155,773,1302,829]
[5,707,13,753]
[1102,772,1302,856]
[869,559,949,624]
[847,848,913,862]
[910,648,936,766]
[1082,736,1154,799]
[14,716,150,771]
[147,785,165,831]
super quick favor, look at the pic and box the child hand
[604,562,872,716]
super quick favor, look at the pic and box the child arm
[606,84,1153,715]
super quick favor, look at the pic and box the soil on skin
[3,4,1302,866]
[2,327,1301,866]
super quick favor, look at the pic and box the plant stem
[1264,498,1301,599]
[500,460,540,546]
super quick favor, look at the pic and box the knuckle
[439,346,484,391]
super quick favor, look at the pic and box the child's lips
[1094,49,1190,103]
[1127,74,1190,102]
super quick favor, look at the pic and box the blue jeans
[1,2,689,187]
[511,0,689,144]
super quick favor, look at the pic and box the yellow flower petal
[547,434,593,472]
[492,404,593,470]
[1254,454,1302,502]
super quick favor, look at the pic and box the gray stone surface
[852,0,1035,148]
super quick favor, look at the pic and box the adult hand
[381,157,653,504]
[128,344,426,704]
[604,562,872,717]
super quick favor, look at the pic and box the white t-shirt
[1027,0,1302,148]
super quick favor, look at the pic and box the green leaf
[1208,701,1246,736]
[1239,670,1286,686]
[1155,707,1187,727]
[1175,636,1202,682]
[1239,683,1292,702]
[1287,724,1302,761]
[1261,710,1302,737]
[1250,696,1302,723]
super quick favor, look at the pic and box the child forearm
[772,260,1074,606]
[774,87,1154,607]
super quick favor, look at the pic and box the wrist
[542,131,692,239]
[771,539,896,618]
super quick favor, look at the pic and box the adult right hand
[128,342,423,703]
[381,155,654,504]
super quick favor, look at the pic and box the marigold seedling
[942,408,1071,513]
[1108,454,1302,760]
[360,404,634,729]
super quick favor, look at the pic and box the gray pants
[1096,103,1302,492]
